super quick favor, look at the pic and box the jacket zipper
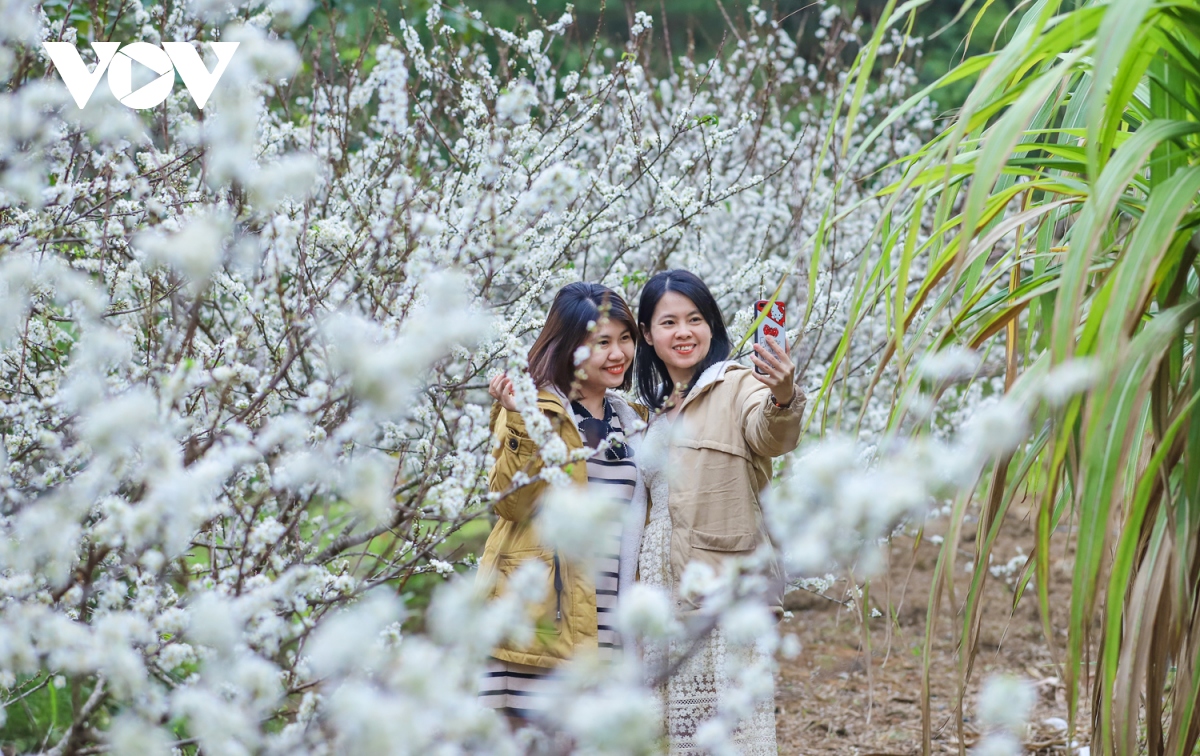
[552,551,563,622]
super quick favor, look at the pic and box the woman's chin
[603,374,626,389]
[665,356,703,373]
[586,372,626,391]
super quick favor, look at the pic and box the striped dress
[480,398,638,719]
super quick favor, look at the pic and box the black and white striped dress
[480,398,638,718]
[582,402,638,659]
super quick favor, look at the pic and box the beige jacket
[649,361,804,614]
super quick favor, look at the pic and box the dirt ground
[774,508,1092,755]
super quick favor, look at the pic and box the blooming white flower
[616,583,678,640]
[322,271,489,417]
[630,11,654,36]
[719,602,775,645]
[918,346,982,382]
[678,561,721,604]
[108,712,172,756]
[959,400,1030,466]
[537,484,621,564]
[780,633,802,659]
[1042,358,1100,405]
[559,684,663,753]
[972,733,1024,756]
[977,674,1036,731]
[496,80,538,125]
[135,211,230,285]
[306,592,406,678]
[341,451,397,528]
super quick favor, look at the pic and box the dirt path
[774,509,1091,755]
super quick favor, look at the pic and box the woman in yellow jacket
[477,282,649,723]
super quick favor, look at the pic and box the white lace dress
[637,416,777,755]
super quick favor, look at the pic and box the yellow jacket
[478,389,649,668]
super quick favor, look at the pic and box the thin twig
[45,678,106,756]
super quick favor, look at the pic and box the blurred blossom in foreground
[768,382,1062,579]
[322,271,488,418]
[1041,358,1100,406]
[616,583,679,641]
[538,483,622,565]
[0,0,955,751]
[918,346,982,383]
[971,674,1037,756]
[977,674,1036,732]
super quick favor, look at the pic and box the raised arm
[487,397,547,522]
[738,372,805,459]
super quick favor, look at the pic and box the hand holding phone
[753,299,786,374]
[750,299,796,405]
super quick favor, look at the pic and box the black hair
[528,282,637,394]
[635,270,731,410]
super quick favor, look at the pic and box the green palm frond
[834,0,1200,752]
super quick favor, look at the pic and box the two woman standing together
[478,270,804,754]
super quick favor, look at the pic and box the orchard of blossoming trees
[3,0,1199,751]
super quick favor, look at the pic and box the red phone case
[754,299,786,374]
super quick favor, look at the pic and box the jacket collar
[538,386,639,433]
[677,360,742,412]
[536,388,569,414]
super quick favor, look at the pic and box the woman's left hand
[750,336,796,405]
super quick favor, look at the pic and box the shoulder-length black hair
[527,282,638,395]
[635,269,731,410]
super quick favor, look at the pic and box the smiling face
[643,290,712,387]
[576,317,636,394]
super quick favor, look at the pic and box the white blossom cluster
[971,675,1037,756]
[0,0,948,751]
[770,356,1097,601]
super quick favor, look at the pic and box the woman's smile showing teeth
[643,289,715,387]
[575,316,635,396]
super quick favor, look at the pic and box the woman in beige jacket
[634,269,803,755]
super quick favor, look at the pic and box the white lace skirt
[638,495,777,755]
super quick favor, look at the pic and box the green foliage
[322,0,1018,109]
[0,677,105,753]
[400,517,492,629]
[838,0,1200,752]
